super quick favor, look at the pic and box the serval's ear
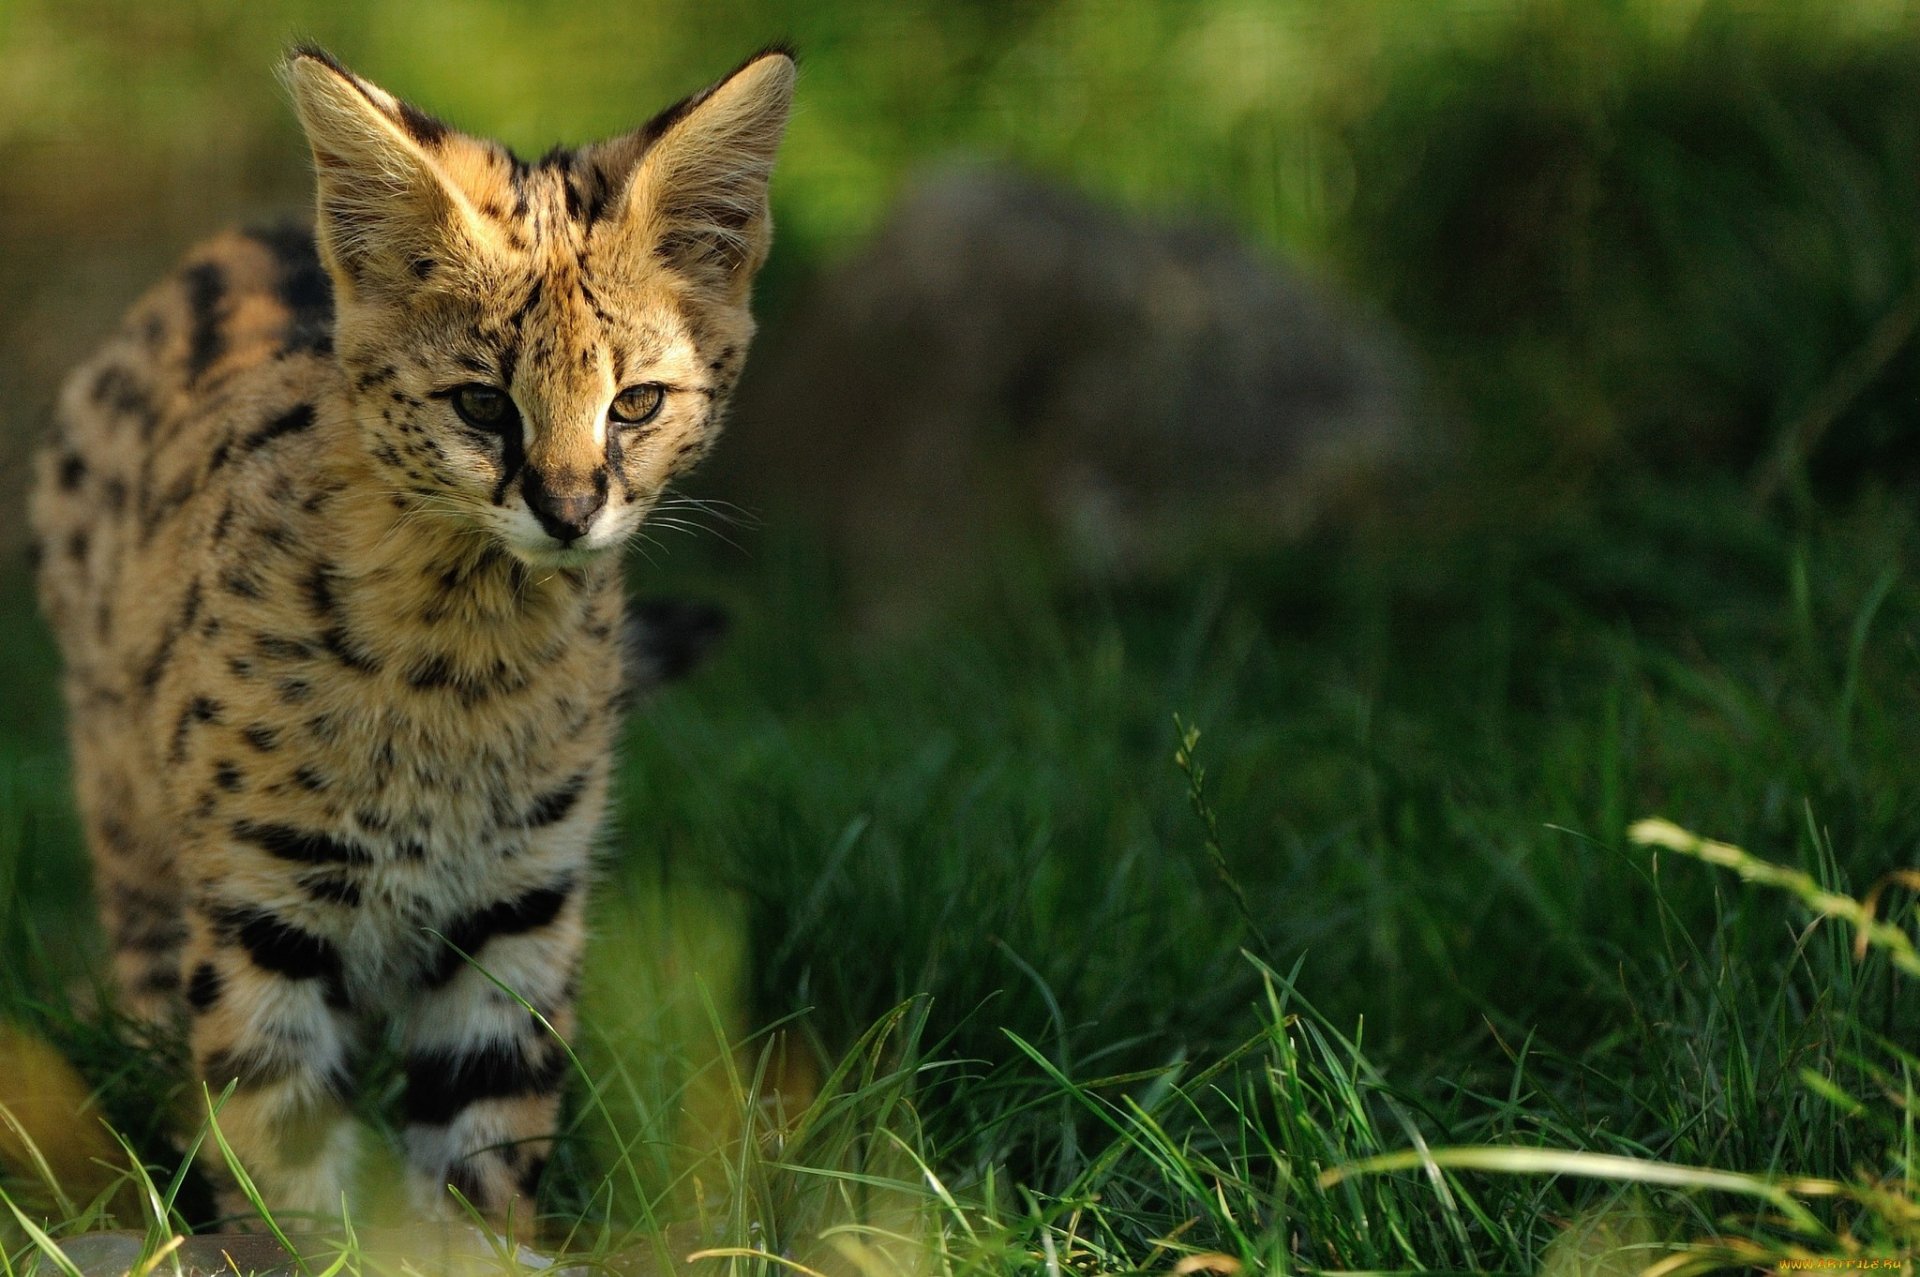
[586,48,796,295]
[280,46,493,299]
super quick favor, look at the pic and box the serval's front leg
[184,896,362,1224]
[400,861,586,1233]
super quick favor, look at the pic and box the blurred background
[9,0,1920,1261]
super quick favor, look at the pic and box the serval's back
[28,45,793,1226]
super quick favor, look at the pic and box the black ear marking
[285,44,450,149]
[636,42,799,150]
[393,98,450,148]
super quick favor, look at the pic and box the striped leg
[401,872,584,1230]
[184,904,360,1224]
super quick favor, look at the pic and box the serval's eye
[451,384,515,430]
[609,383,665,427]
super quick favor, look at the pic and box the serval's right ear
[280,46,495,299]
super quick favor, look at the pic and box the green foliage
[1334,2,1920,494]
[6,1,1920,1271]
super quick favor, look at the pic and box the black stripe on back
[244,224,334,356]
[182,261,227,382]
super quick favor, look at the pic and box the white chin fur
[504,539,608,570]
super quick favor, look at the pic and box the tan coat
[28,45,792,1228]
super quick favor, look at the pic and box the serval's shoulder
[31,225,340,671]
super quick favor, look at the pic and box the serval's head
[283,46,793,567]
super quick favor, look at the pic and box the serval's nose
[523,467,607,545]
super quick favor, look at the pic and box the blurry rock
[720,163,1430,615]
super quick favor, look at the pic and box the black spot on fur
[405,653,463,694]
[444,1159,488,1207]
[426,876,575,987]
[505,278,544,335]
[402,1040,565,1126]
[186,961,223,1013]
[242,724,280,752]
[219,566,264,600]
[232,820,372,867]
[301,874,362,908]
[213,760,244,791]
[210,904,345,996]
[56,453,86,490]
[576,280,618,330]
[320,625,381,673]
[91,364,157,436]
[303,562,337,617]
[254,633,314,661]
[238,403,316,457]
[168,695,222,763]
[108,884,187,952]
[522,773,588,828]
[98,819,135,858]
[181,261,227,382]
[245,224,334,355]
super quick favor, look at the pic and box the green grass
[6,1,1920,1272]
[3,473,1920,1272]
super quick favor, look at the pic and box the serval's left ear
[592,48,796,295]
[280,46,495,299]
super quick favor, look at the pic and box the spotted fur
[28,46,793,1227]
